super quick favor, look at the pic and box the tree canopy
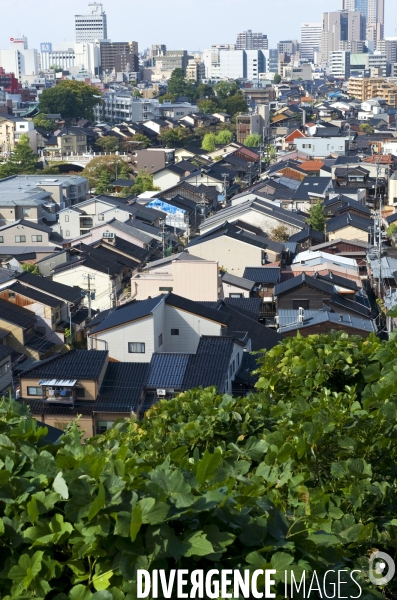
[39,80,101,120]
[81,155,127,191]
[244,133,262,147]
[95,136,119,152]
[33,113,56,132]
[0,134,38,179]
[306,200,326,233]
[0,332,397,597]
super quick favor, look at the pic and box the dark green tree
[273,73,282,84]
[159,127,191,147]
[118,163,132,180]
[0,134,38,178]
[167,68,188,98]
[95,169,112,195]
[306,200,326,232]
[196,83,214,98]
[130,170,159,195]
[197,99,218,114]
[39,80,101,120]
[224,93,248,116]
[132,134,152,148]
[33,113,56,132]
[95,136,119,152]
[214,80,239,102]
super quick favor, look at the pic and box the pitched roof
[243,267,281,284]
[7,282,62,307]
[0,297,37,328]
[288,227,325,244]
[279,310,375,333]
[96,361,150,412]
[294,177,331,199]
[16,271,83,304]
[90,296,164,334]
[142,251,204,271]
[274,272,334,296]
[0,345,13,361]
[315,272,359,291]
[188,221,284,253]
[146,353,191,389]
[181,336,234,391]
[165,293,230,325]
[36,421,64,444]
[22,349,108,380]
[222,272,255,291]
[326,213,372,234]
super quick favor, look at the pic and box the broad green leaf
[69,585,93,600]
[88,483,105,521]
[92,571,113,591]
[183,531,213,556]
[53,471,69,500]
[271,552,294,571]
[196,449,223,484]
[130,503,142,542]
[139,497,169,524]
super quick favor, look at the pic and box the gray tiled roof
[165,293,230,325]
[16,271,83,304]
[275,272,334,296]
[278,310,375,333]
[0,298,37,328]
[326,213,372,234]
[22,349,108,380]
[8,282,62,308]
[222,272,255,291]
[146,353,191,389]
[96,361,150,412]
[90,296,164,334]
[181,336,234,391]
[243,267,281,285]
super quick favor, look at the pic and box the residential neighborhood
[0,0,396,439]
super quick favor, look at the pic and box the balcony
[38,379,78,404]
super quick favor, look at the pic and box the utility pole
[83,274,95,319]
[377,194,383,298]
[160,218,166,258]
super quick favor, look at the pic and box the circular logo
[369,551,395,586]
[10,37,14,42]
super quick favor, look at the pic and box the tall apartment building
[377,39,397,68]
[154,50,189,73]
[75,3,107,43]
[348,77,397,106]
[150,44,166,57]
[320,11,366,64]
[0,38,38,81]
[277,40,299,56]
[235,30,268,50]
[100,41,138,72]
[203,44,235,78]
[263,49,279,73]
[330,50,351,77]
[219,49,266,79]
[300,23,322,61]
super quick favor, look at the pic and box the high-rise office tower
[75,3,107,43]
[301,23,322,61]
[321,11,366,63]
[236,30,268,50]
[341,0,384,44]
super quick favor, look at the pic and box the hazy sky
[1,0,396,52]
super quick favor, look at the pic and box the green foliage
[82,155,126,191]
[273,73,282,84]
[244,133,262,147]
[306,200,325,233]
[0,134,38,179]
[167,68,189,98]
[214,80,239,101]
[201,133,217,152]
[387,223,397,237]
[359,123,375,134]
[95,136,119,152]
[2,333,397,597]
[130,170,160,195]
[33,113,56,132]
[22,263,41,276]
[118,163,132,180]
[215,129,233,144]
[159,127,191,147]
[39,80,101,120]
[132,134,152,148]
[158,93,176,104]
[197,98,218,114]
[196,83,214,98]
[95,170,112,195]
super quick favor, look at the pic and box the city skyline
[4,0,396,54]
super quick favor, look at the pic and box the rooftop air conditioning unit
[298,307,305,323]
[157,389,166,396]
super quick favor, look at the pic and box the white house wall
[164,305,223,353]
[188,237,263,276]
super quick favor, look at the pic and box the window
[159,286,173,292]
[128,342,145,353]
[22,208,30,216]
[171,329,179,335]
[32,235,42,242]
[75,387,85,398]
[15,236,26,243]
[98,214,104,221]
[229,293,243,298]
[53,421,70,430]
[8,292,15,299]
[97,420,114,434]
[293,300,310,310]
[0,361,10,378]
[27,386,43,396]
[0,237,3,243]
[158,333,163,347]
[65,215,69,222]
[66,230,70,237]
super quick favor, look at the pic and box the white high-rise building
[301,23,322,61]
[74,3,107,43]
[0,38,38,81]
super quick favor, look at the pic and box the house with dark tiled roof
[187,221,286,276]
[87,292,283,363]
[326,213,371,242]
[277,309,375,337]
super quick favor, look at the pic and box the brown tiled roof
[298,160,324,172]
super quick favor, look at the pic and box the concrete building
[203,44,235,79]
[329,50,351,78]
[277,40,299,57]
[219,49,266,79]
[150,44,166,57]
[348,77,397,106]
[320,11,366,64]
[341,0,384,45]
[94,92,161,122]
[295,136,349,157]
[132,254,220,302]
[38,42,101,75]
[0,38,39,81]
[263,49,279,73]
[74,3,107,43]
[100,41,138,72]
[153,50,189,75]
[300,23,322,62]
[235,30,268,50]
[236,104,270,144]
[0,115,36,154]
[282,64,313,80]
